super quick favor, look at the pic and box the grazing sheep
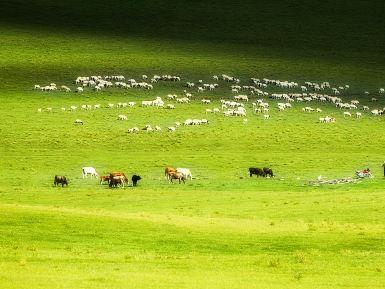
[263,114,269,120]
[343,111,352,117]
[168,126,176,132]
[371,109,380,116]
[118,115,127,120]
[76,87,83,93]
[61,85,71,92]
[166,104,175,109]
[356,112,362,118]
[128,127,139,133]
[74,119,83,125]
[143,125,153,132]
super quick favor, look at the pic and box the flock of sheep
[35,74,385,132]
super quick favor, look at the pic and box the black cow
[54,175,68,187]
[263,167,274,178]
[249,167,265,177]
[131,175,142,186]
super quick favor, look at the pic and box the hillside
[1,0,385,89]
[1,2,385,289]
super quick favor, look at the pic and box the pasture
[1,0,385,288]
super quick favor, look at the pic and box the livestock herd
[38,73,383,188]
[36,73,385,132]
[54,166,273,188]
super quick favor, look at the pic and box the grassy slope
[0,1,385,288]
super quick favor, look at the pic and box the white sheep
[118,115,127,120]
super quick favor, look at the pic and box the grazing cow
[82,167,98,179]
[263,167,274,178]
[99,175,110,184]
[109,175,127,188]
[131,175,142,186]
[165,167,177,180]
[110,172,128,179]
[169,172,186,184]
[54,175,68,187]
[176,168,193,180]
[249,167,266,177]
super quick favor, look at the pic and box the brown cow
[110,172,126,177]
[109,175,128,188]
[169,172,186,184]
[165,167,177,180]
[99,175,110,185]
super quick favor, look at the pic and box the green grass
[1,1,385,288]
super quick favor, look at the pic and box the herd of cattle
[53,166,273,188]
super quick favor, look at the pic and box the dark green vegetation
[0,1,384,288]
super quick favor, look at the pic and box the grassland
[1,0,385,288]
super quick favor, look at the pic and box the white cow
[176,168,193,180]
[82,167,98,179]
